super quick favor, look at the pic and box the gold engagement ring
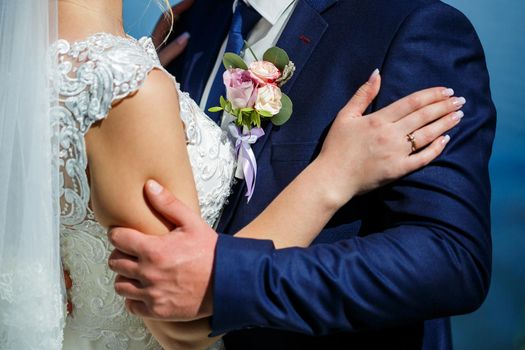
[406,133,417,153]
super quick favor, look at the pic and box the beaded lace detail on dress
[52,33,235,350]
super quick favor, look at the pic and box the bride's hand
[152,0,194,66]
[315,70,465,208]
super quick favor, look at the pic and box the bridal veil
[0,0,65,348]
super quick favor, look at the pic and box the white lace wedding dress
[52,33,236,350]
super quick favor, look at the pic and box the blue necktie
[205,1,262,123]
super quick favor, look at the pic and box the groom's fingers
[115,275,146,301]
[108,227,146,257]
[108,250,140,279]
[126,299,152,319]
[144,179,196,228]
[340,69,381,118]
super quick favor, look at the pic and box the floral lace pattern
[52,33,235,350]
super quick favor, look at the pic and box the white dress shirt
[199,0,298,110]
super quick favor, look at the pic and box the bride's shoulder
[53,32,166,125]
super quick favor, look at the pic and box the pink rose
[249,61,281,84]
[255,85,282,115]
[223,68,258,109]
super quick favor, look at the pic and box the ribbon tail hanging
[228,124,265,203]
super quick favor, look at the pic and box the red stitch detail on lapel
[299,35,311,44]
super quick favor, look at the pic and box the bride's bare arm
[85,70,218,349]
[235,77,462,248]
[86,70,199,230]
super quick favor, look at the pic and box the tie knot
[205,1,262,122]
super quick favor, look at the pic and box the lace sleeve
[53,34,162,134]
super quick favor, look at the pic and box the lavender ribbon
[228,124,265,202]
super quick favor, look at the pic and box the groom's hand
[108,180,216,321]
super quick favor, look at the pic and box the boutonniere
[209,46,295,202]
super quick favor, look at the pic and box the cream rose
[249,61,281,84]
[255,85,282,115]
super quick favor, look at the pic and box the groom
[110,0,496,348]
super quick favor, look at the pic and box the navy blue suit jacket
[166,0,496,348]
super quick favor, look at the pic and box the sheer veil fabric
[0,0,65,348]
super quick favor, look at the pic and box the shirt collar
[242,0,296,26]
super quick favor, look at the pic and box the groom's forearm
[211,219,489,335]
[210,1,495,335]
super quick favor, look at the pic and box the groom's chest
[176,0,424,237]
[179,0,404,136]
[178,0,392,184]
[182,10,385,133]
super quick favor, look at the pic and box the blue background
[123,0,525,348]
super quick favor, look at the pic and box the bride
[0,0,464,349]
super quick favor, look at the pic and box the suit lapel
[251,0,333,158]
[303,0,338,13]
[218,0,336,231]
[182,0,233,103]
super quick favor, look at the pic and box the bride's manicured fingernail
[442,88,454,97]
[452,97,467,106]
[368,68,380,83]
[452,110,464,121]
[441,135,451,145]
[147,180,163,195]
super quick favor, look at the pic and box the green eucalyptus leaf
[223,52,248,70]
[263,47,290,71]
[220,96,226,108]
[208,107,223,113]
[271,93,293,126]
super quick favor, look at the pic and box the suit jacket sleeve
[210,2,496,336]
